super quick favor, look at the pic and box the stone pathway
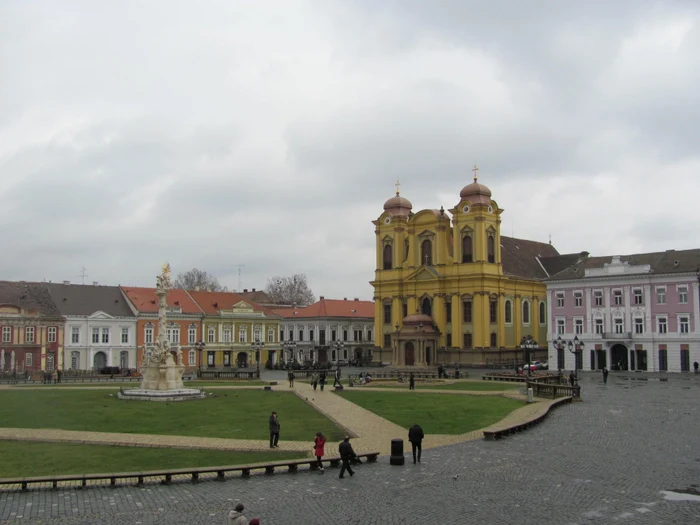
[0,381,559,457]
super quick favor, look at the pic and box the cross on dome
[472,164,479,182]
[395,179,401,195]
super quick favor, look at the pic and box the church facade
[371,170,571,367]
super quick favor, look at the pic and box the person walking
[313,431,326,471]
[269,411,280,448]
[694,361,699,374]
[57,368,62,384]
[338,436,355,478]
[319,371,326,391]
[227,503,249,525]
[288,370,295,387]
[311,372,318,391]
[333,367,342,388]
[408,423,424,464]
[602,367,609,384]
[409,372,415,390]
[569,371,576,386]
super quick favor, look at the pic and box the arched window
[539,301,546,325]
[421,297,432,317]
[421,240,433,265]
[523,300,530,324]
[404,239,410,261]
[383,244,393,270]
[487,235,495,263]
[462,235,473,263]
[505,300,512,324]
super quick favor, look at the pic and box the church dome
[383,193,413,218]
[459,165,492,205]
[402,313,433,325]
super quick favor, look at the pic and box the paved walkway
[0,381,559,457]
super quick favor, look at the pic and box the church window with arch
[539,301,546,325]
[522,300,530,324]
[421,239,433,265]
[505,300,512,324]
[487,235,495,263]
[462,235,473,263]
[421,297,432,317]
[383,244,393,270]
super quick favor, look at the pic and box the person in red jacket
[313,432,326,471]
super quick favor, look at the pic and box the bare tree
[265,274,315,306]
[173,268,228,292]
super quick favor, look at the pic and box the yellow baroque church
[371,169,566,368]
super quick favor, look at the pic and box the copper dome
[402,313,433,325]
[459,180,492,205]
[383,193,413,218]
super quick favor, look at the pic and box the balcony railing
[602,332,632,340]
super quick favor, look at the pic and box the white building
[546,251,700,373]
[47,282,138,371]
[273,297,375,365]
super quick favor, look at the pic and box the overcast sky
[1,1,699,300]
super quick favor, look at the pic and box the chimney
[343,297,347,301]
[252,288,256,292]
[354,297,359,301]
[63,280,70,285]
[320,296,325,300]
[244,288,248,293]
[93,281,98,286]
[194,286,200,292]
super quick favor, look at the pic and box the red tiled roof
[187,290,280,317]
[120,287,203,314]
[273,298,374,319]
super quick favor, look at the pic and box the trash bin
[390,438,405,466]
[527,387,534,403]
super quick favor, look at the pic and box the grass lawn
[369,381,521,392]
[336,391,523,434]
[0,390,345,441]
[0,441,304,477]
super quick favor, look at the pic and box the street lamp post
[393,323,401,366]
[194,340,206,378]
[519,335,538,375]
[282,340,297,368]
[251,337,264,379]
[553,335,584,384]
[333,340,344,366]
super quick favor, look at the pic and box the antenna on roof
[230,264,245,292]
[548,233,552,245]
[78,266,88,285]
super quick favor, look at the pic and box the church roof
[500,236,560,280]
[45,283,135,317]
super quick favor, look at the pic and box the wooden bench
[0,452,380,492]
[483,397,573,440]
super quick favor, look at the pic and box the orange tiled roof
[186,290,280,317]
[273,298,374,319]
[120,287,203,314]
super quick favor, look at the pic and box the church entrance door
[405,342,415,366]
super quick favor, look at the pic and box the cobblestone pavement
[3,373,700,524]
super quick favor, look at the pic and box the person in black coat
[602,367,609,384]
[408,423,424,464]
[409,372,415,390]
[338,437,355,478]
[269,411,280,448]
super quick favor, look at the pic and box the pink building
[546,250,700,373]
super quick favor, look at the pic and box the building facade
[46,282,138,371]
[121,286,204,370]
[371,175,569,367]
[274,297,375,365]
[188,290,281,369]
[0,281,65,374]
[546,251,700,373]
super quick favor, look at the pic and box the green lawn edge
[336,390,523,434]
[0,441,305,477]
